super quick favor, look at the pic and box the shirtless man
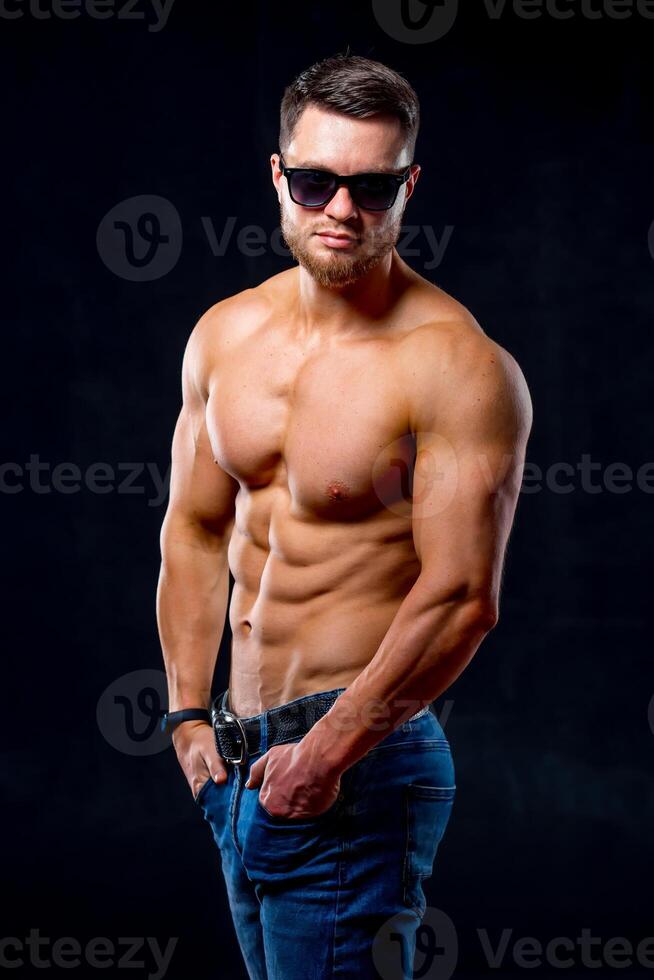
[157,53,532,980]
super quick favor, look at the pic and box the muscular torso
[203,267,478,716]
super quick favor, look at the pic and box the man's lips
[315,231,358,247]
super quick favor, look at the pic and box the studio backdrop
[3,2,653,978]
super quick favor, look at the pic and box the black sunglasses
[278,153,413,211]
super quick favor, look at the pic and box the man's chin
[302,260,365,288]
[291,243,387,288]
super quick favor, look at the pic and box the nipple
[325,480,350,502]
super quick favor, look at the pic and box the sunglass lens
[352,175,397,210]
[289,170,336,207]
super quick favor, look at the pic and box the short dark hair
[279,53,420,162]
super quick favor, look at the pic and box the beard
[279,200,404,288]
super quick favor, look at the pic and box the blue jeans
[195,688,456,979]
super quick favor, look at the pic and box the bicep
[162,322,238,545]
[166,402,238,538]
[410,340,532,610]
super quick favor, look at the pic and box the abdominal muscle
[225,491,420,718]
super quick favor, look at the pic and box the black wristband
[161,708,211,734]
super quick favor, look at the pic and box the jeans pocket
[194,775,215,805]
[403,783,456,917]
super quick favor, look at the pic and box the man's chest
[205,334,416,520]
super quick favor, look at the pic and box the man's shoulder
[398,284,491,366]
[186,269,296,358]
[402,284,522,375]
[181,270,296,399]
[397,285,532,432]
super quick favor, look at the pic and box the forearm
[156,519,231,712]
[300,573,496,776]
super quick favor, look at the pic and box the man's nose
[323,185,358,222]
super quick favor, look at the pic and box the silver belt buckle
[213,708,249,765]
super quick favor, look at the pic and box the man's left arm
[300,327,533,778]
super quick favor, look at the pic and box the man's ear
[404,164,421,205]
[271,153,283,200]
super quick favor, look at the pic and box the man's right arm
[156,311,239,791]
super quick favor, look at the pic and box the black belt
[210,687,430,766]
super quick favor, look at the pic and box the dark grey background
[3,1,653,977]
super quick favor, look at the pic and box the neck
[295,249,413,333]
